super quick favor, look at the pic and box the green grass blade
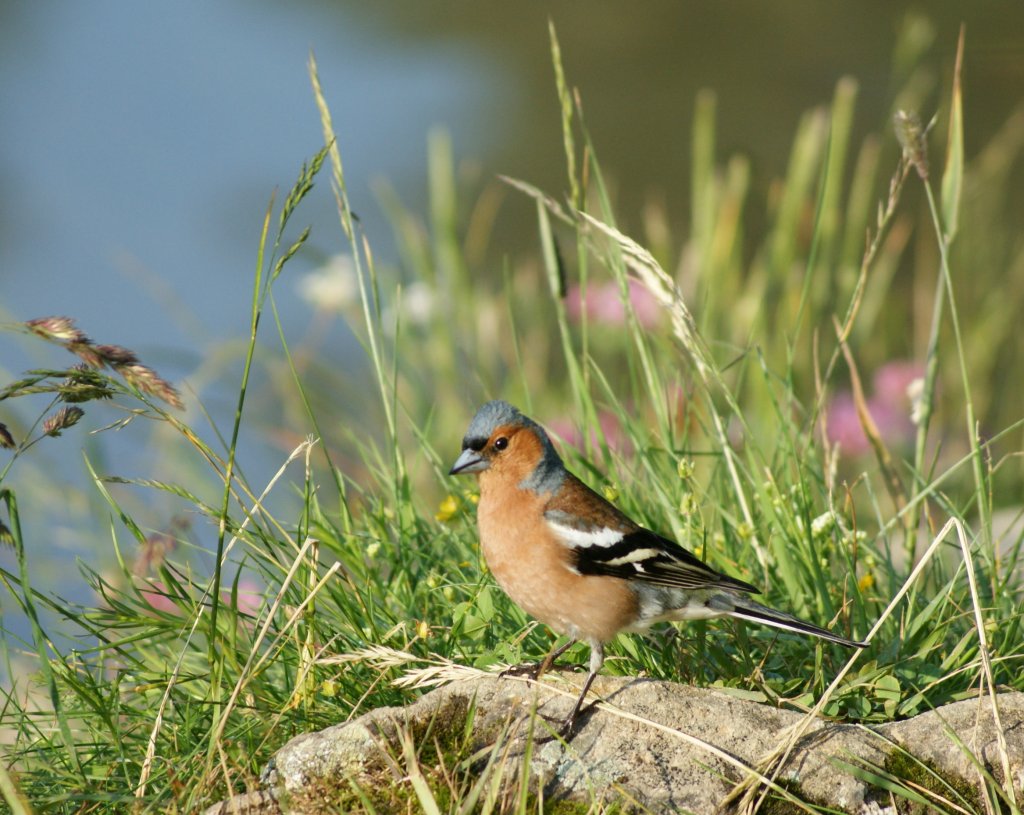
[1,489,82,777]
[940,28,964,243]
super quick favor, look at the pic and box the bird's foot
[500,639,577,682]
[556,710,583,739]
[499,661,546,681]
[536,700,593,741]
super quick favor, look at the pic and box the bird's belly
[628,585,727,630]
[479,512,636,643]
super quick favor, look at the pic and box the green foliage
[1,17,1023,814]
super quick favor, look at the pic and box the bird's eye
[493,437,508,451]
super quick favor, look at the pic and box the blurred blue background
[3,2,1021,362]
[0,2,1022,640]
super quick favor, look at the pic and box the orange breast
[476,478,637,644]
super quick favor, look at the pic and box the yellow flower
[677,457,694,480]
[435,494,459,522]
[857,572,875,592]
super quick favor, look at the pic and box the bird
[449,400,866,733]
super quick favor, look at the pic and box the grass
[1,17,1024,814]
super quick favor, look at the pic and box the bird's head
[449,400,565,494]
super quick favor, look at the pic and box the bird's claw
[557,712,582,739]
[538,704,590,740]
[500,662,545,681]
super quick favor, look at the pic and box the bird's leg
[501,638,576,681]
[559,668,598,736]
[558,642,604,736]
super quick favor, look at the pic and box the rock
[204,790,280,815]
[206,674,1024,814]
[879,691,1024,795]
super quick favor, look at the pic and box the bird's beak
[449,448,488,475]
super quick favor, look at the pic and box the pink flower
[826,360,924,456]
[872,361,923,409]
[139,580,183,615]
[222,579,263,618]
[138,577,263,620]
[565,279,661,328]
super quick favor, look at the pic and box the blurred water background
[1,2,1022,649]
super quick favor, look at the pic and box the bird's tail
[724,596,866,649]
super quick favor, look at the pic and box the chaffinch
[450,400,865,732]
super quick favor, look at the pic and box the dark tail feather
[726,597,867,649]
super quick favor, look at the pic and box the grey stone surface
[878,691,1024,793]
[205,675,1024,814]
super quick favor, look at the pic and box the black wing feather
[573,527,759,594]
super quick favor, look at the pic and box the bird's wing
[543,475,758,594]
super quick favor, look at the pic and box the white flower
[402,282,435,326]
[382,281,436,332]
[811,510,837,539]
[907,376,925,425]
[297,254,358,313]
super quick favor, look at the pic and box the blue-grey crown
[463,400,565,494]
[463,400,524,445]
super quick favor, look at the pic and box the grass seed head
[43,406,85,436]
[894,110,929,179]
[25,316,88,343]
[96,344,140,366]
[120,364,184,410]
[68,341,105,369]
